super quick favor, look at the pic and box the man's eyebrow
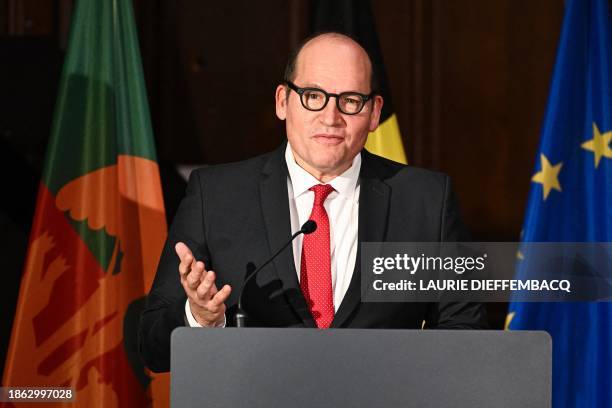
[300,82,368,94]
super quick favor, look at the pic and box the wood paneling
[6,0,55,35]
[373,1,563,240]
[136,0,309,165]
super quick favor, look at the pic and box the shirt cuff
[184,299,226,327]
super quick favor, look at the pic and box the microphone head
[301,220,317,234]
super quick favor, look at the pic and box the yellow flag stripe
[365,114,407,164]
[504,312,515,330]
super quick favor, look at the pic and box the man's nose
[319,97,345,126]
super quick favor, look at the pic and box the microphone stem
[236,230,303,325]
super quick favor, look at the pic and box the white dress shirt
[186,142,360,326]
[285,144,360,311]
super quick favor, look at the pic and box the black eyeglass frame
[285,81,376,115]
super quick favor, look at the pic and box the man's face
[275,36,383,180]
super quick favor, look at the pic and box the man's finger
[178,254,194,276]
[195,270,216,299]
[210,284,232,307]
[176,242,196,277]
[175,242,193,262]
[186,261,204,289]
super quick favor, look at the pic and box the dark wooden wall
[0,1,565,361]
[136,0,309,164]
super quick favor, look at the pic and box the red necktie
[300,184,335,328]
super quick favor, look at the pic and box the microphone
[300,219,317,234]
[235,220,317,327]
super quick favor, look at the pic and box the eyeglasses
[285,81,375,115]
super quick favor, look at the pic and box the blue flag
[507,0,612,407]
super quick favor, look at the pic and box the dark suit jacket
[138,142,487,372]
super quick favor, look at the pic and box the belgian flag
[2,0,169,406]
[311,0,407,164]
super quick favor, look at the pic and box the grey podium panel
[171,328,551,408]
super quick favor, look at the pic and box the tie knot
[310,184,335,206]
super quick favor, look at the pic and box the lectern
[171,328,551,407]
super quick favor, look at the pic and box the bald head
[284,32,378,93]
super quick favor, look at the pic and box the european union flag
[507,0,612,406]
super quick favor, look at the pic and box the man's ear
[275,84,288,120]
[368,95,384,132]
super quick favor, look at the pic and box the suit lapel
[259,144,316,327]
[331,151,391,327]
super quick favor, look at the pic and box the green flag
[3,0,169,406]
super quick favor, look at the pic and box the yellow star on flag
[531,154,562,200]
[581,122,612,168]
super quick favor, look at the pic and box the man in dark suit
[139,32,487,373]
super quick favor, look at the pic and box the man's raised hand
[175,242,232,327]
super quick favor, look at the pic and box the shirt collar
[285,142,361,199]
